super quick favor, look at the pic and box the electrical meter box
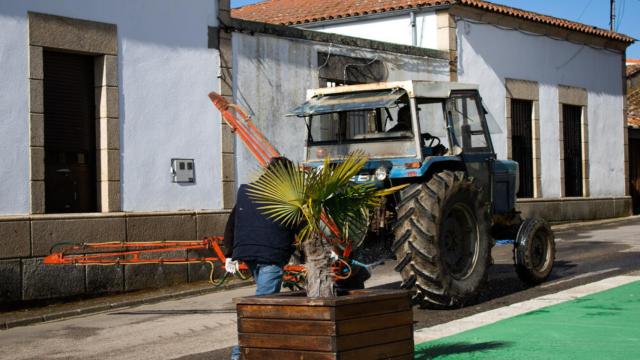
[171,158,195,183]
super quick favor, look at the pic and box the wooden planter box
[236,289,414,359]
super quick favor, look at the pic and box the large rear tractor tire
[392,171,492,308]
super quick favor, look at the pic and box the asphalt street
[0,217,639,360]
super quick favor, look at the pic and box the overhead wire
[616,0,626,32]
[576,0,594,21]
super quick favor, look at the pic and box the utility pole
[610,0,615,31]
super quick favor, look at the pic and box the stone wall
[0,211,230,304]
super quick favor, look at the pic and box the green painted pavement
[415,281,640,359]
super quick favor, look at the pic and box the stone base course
[517,196,632,222]
[0,260,22,303]
[0,210,229,305]
[0,221,30,259]
[22,258,85,301]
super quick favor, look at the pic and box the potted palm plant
[235,152,414,359]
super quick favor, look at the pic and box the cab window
[447,94,491,152]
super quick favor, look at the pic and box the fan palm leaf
[247,151,405,297]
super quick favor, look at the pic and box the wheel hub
[530,230,550,271]
[441,203,479,280]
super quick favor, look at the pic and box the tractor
[290,80,556,308]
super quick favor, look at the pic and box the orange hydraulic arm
[44,237,232,266]
[208,92,279,167]
[44,237,308,286]
[208,92,343,241]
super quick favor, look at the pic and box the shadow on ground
[415,341,511,359]
[110,309,236,316]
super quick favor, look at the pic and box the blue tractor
[291,80,556,308]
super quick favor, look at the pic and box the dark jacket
[223,184,296,266]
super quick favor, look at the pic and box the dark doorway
[43,51,97,213]
[630,128,640,214]
[511,99,534,198]
[563,104,583,197]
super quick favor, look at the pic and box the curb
[551,214,640,231]
[1,279,253,330]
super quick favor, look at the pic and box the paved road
[1,218,639,360]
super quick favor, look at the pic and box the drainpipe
[410,11,417,46]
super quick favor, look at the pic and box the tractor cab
[290,81,506,204]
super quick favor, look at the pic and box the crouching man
[224,157,297,360]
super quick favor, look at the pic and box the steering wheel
[421,133,441,148]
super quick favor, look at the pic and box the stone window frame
[558,85,589,198]
[216,0,236,209]
[505,78,542,198]
[436,10,458,81]
[28,12,120,213]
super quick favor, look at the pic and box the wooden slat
[235,289,411,307]
[239,332,334,352]
[336,325,413,351]
[239,318,335,336]
[242,347,337,360]
[338,339,414,360]
[337,310,413,335]
[334,298,410,320]
[237,304,333,320]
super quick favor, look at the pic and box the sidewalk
[414,277,640,359]
[0,278,252,330]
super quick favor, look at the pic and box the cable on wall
[455,16,624,55]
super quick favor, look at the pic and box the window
[43,51,97,213]
[417,100,447,140]
[563,104,583,197]
[308,97,413,144]
[511,99,534,198]
[448,95,490,152]
[317,52,385,86]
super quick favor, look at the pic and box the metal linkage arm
[208,92,280,166]
[42,237,244,267]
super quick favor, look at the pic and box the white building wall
[310,12,439,49]
[0,0,222,214]
[232,32,450,185]
[456,19,625,198]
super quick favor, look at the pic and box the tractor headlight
[375,166,388,181]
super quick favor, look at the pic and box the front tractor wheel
[514,218,555,285]
[392,171,492,308]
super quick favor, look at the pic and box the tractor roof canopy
[288,88,406,117]
[303,80,479,101]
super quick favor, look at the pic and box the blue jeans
[231,263,284,359]
[248,263,284,295]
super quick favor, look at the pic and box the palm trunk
[302,232,336,298]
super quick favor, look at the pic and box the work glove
[329,251,340,262]
[225,258,239,274]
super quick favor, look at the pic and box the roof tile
[629,89,640,127]
[627,64,640,78]
[232,0,634,43]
